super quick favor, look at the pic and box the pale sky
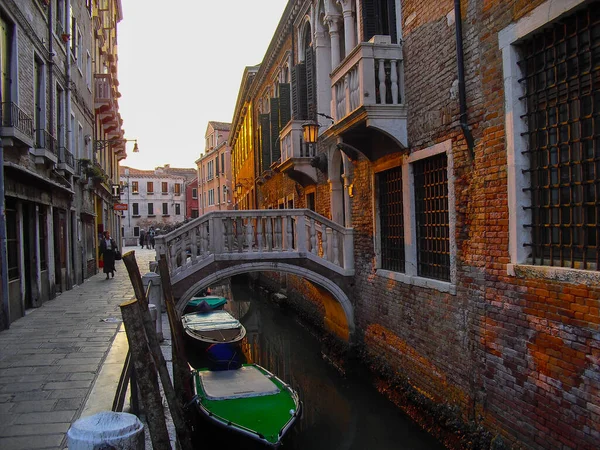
[117,1,288,170]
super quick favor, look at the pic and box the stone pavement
[0,246,169,450]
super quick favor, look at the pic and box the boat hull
[182,310,246,349]
[192,364,301,448]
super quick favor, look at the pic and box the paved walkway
[0,247,165,450]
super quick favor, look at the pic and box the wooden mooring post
[121,250,194,450]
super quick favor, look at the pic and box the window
[215,157,219,177]
[174,183,181,195]
[55,85,65,147]
[192,188,198,199]
[34,57,44,147]
[39,208,47,271]
[306,192,316,211]
[162,203,169,215]
[208,189,215,206]
[132,203,139,216]
[217,185,221,204]
[55,0,66,36]
[131,181,139,194]
[223,186,227,203]
[377,166,405,272]
[148,203,154,216]
[6,200,18,281]
[501,0,600,273]
[520,6,599,270]
[134,226,140,237]
[147,181,154,194]
[76,28,82,70]
[191,209,199,218]
[221,153,225,174]
[207,161,214,180]
[69,6,76,55]
[414,154,450,281]
[86,52,92,89]
[162,182,168,194]
[175,203,181,215]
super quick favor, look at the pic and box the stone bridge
[154,209,356,338]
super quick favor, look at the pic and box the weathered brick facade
[230,0,599,448]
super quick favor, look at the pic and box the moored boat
[191,363,301,448]
[182,310,246,348]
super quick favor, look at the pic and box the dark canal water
[214,277,446,450]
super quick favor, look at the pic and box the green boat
[192,364,302,447]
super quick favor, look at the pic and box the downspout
[454,0,474,159]
[64,0,73,284]
[0,70,7,329]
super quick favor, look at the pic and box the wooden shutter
[361,0,378,43]
[291,63,307,120]
[305,47,316,120]
[270,98,281,163]
[260,114,271,172]
[278,83,291,128]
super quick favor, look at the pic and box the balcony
[94,74,117,118]
[276,120,318,186]
[1,102,35,148]
[58,147,75,175]
[330,36,407,147]
[33,129,58,165]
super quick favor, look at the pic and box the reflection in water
[225,278,444,450]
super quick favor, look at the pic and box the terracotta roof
[120,165,197,180]
[209,121,231,131]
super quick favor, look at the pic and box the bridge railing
[154,209,354,278]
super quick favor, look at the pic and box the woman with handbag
[99,230,118,279]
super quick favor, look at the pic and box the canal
[217,276,446,450]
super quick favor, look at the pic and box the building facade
[120,165,196,246]
[0,0,127,328]
[185,176,199,220]
[230,0,600,448]
[196,121,234,214]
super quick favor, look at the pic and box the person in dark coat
[139,229,146,248]
[100,230,117,279]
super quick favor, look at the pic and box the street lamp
[94,138,139,152]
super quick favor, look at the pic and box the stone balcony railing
[277,121,318,185]
[330,36,406,140]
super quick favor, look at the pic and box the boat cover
[198,365,280,400]
[182,310,241,332]
[187,296,227,309]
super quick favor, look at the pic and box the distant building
[196,122,234,214]
[120,165,196,246]
[185,176,199,220]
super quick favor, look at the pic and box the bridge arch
[177,262,355,338]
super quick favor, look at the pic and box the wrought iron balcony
[1,102,35,147]
[58,147,75,174]
[330,36,407,147]
[33,129,58,164]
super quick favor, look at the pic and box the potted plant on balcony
[83,164,108,187]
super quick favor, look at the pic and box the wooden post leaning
[120,299,171,450]
[122,251,194,450]
[157,255,193,404]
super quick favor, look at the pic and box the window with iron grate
[519,3,600,271]
[377,165,405,272]
[414,154,450,281]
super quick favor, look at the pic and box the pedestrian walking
[149,226,156,249]
[140,229,146,248]
[100,230,118,279]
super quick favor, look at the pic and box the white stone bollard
[67,411,144,449]
[142,272,163,341]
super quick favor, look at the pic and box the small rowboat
[182,310,246,348]
[192,363,301,448]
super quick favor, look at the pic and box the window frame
[131,181,139,194]
[161,181,168,194]
[192,188,198,199]
[147,181,154,194]
[132,202,139,216]
[499,0,600,282]
[162,202,169,216]
[147,202,154,216]
[374,139,456,293]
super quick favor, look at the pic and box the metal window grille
[378,166,405,272]
[414,154,450,281]
[519,4,600,270]
[6,200,19,281]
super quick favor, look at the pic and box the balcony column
[325,15,342,68]
[338,0,356,54]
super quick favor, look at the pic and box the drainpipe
[454,0,474,159]
[0,90,8,329]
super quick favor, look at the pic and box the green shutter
[270,98,280,163]
[291,63,307,120]
[305,47,316,120]
[361,0,378,43]
[279,83,291,128]
[260,113,271,173]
